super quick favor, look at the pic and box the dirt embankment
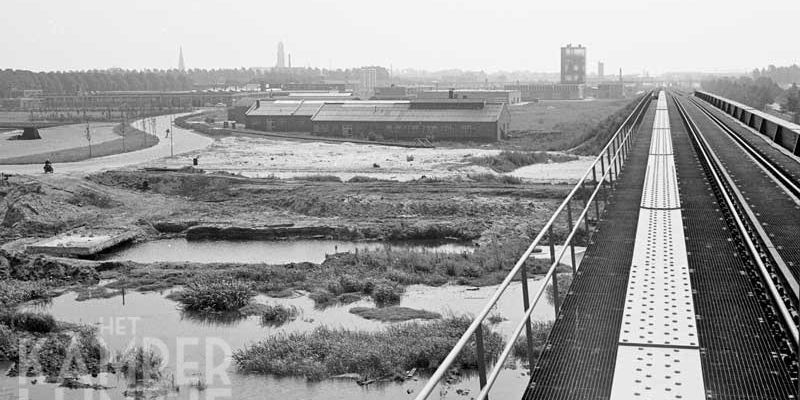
[0,248,99,283]
[86,170,570,242]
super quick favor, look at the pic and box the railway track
[687,95,800,202]
[671,93,799,368]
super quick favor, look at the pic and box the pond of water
[5,279,556,400]
[99,239,475,264]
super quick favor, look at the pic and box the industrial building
[244,100,324,132]
[597,82,624,99]
[561,44,586,84]
[372,86,411,100]
[244,99,509,142]
[279,83,347,92]
[29,91,242,111]
[360,68,377,97]
[310,100,509,142]
[417,89,522,104]
[503,83,584,101]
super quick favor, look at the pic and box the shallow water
[4,279,555,400]
[99,238,475,264]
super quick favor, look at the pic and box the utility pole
[85,122,92,158]
[166,115,174,157]
[121,112,126,152]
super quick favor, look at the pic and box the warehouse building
[504,83,584,100]
[372,85,411,100]
[244,100,325,132]
[310,99,509,142]
[597,82,624,99]
[417,89,522,104]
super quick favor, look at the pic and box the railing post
[599,156,606,183]
[606,147,614,183]
[566,202,577,274]
[475,327,488,398]
[519,264,537,370]
[549,225,560,314]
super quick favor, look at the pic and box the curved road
[0,112,212,176]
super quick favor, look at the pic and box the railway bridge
[415,90,799,400]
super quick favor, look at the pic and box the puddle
[99,238,475,264]
[5,279,554,399]
[532,245,587,269]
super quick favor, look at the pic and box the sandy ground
[509,156,595,182]
[0,113,212,175]
[0,122,119,160]
[1,112,593,183]
[143,135,594,182]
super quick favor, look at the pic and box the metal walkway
[523,91,798,399]
[413,90,798,400]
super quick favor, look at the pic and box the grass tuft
[349,306,440,322]
[0,311,57,333]
[467,173,523,185]
[173,279,254,312]
[232,315,503,380]
[470,151,578,173]
[120,346,164,381]
[259,304,299,326]
[370,283,404,305]
[294,175,342,182]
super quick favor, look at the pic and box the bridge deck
[523,91,797,400]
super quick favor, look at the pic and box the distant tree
[784,83,800,123]
[701,76,783,110]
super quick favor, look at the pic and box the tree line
[701,76,785,110]
[701,76,799,123]
[0,66,391,98]
[751,64,800,86]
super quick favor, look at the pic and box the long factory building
[244,99,510,142]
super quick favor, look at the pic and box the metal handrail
[413,91,653,400]
[476,111,639,399]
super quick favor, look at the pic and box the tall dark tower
[178,46,185,71]
[560,44,586,84]
[276,42,286,68]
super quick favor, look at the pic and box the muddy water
[5,280,555,400]
[99,239,475,264]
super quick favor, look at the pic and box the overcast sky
[1,0,797,74]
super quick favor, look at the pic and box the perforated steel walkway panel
[610,91,705,400]
[610,346,705,400]
[650,128,673,155]
[641,156,680,209]
[620,209,698,347]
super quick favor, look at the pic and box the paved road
[0,113,212,176]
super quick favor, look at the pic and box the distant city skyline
[1,0,797,75]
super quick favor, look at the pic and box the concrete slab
[26,228,138,257]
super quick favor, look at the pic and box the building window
[342,124,353,136]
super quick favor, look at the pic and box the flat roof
[311,102,505,123]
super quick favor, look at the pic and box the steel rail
[686,95,800,299]
[413,92,653,400]
[673,95,799,347]
[689,96,800,202]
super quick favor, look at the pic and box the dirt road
[0,113,212,176]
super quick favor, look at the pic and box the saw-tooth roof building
[244,99,509,142]
[310,99,509,142]
[244,100,325,132]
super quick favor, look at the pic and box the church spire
[178,46,185,71]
